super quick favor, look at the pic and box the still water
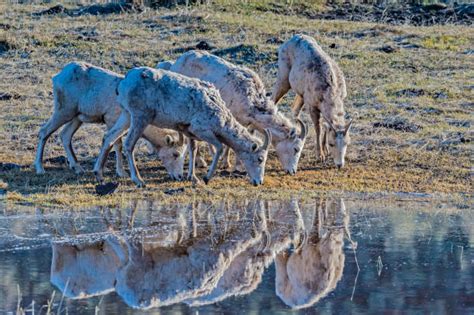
[0,197,472,314]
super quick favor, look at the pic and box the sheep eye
[329,143,335,147]
[258,156,264,164]
[173,153,179,158]
[294,147,300,154]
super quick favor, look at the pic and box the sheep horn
[296,118,308,140]
[262,129,271,151]
[344,119,353,135]
[177,132,185,146]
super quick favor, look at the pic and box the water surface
[0,198,472,314]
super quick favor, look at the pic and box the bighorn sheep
[275,198,348,309]
[272,34,353,168]
[158,50,308,175]
[93,67,270,187]
[34,62,186,180]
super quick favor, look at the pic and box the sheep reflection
[275,198,348,309]
[49,197,350,310]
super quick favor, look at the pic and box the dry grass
[0,2,472,208]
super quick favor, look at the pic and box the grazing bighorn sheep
[275,198,348,309]
[158,50,308,175]
[34,62,186,180]
[94,67,270,187]
[272,34,353,168]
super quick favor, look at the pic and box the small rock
[0,92,21,101]
[195,40,215,50]
[341,53,357,59]
[95,182,119,196]
[164,187,185,195]
[266,36,284,45]
[0,23,11,30]
[0,163,22,171]
[423,4,447,11]
[373,116,421,133]
[377,45,399,53]
[45,155,67,165]
[433,91,448,99]
[0,40,15,54]
[395,88,425,97]
[33,5,68,16]
[329,43,339,49]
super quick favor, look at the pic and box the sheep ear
[165,135,174,146]
[252,143,258,152]
[344,119,353,135]
[322,115,336,132]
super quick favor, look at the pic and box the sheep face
[239,147,268,186]
[275,136,305,175]
[157,135,186,181]
[238,129,271,186]
[327,120,352,169]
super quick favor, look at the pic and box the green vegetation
[0,2,472,208]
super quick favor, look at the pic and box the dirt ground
[0,1,472,208]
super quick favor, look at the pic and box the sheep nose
[336,164,343,169]
[287,169,296,175]
[252,179,262,186]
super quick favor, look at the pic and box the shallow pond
[0,197,472,314]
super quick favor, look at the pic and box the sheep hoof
[135,180,146,188]
[73,164,85,174]
[35,166,45,175]
[203,176,210,185]
[116,170,127,178]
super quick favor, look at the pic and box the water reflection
[1,198,472,313]
[47,198,349,310]
[275,199,348,309]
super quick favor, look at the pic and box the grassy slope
[0,2,472,208]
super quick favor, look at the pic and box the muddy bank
[261,2,473,26]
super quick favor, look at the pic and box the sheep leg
[291,94,304,118]
[187,139,199,183]
[271,61,291,104]
[34,112,75,174]
[124,116,149,188]
[321,125,329,157]
[94,111,130,183]
[222,146,232,171]
[309,106,325,162]
[113,138,127,178]
[203,142,223,184]
[195,144,208,168]
[60,117,84,174]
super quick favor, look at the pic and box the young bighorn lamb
[272,34,353,168]
[94,67,270,187]
[34,62,186,180]
[158,50,308,175]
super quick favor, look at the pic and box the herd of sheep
[34,34,353,187]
